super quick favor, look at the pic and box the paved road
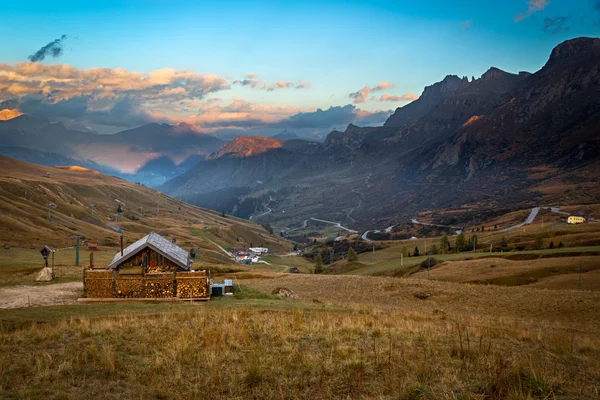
[309,217,359,233]
[501,207,540,232]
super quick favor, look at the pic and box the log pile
[85,270,113,298]
[145,273,174,298]
[177,271,208,299]
[115,276,143,298]
[84,270,208,299]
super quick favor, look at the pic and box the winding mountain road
[501,207,540,232]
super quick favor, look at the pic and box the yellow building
[567,215,586,224]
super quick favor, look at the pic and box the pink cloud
[514,0,550,22]
[349,81,398,104]
[379,93,419,102]
[372,81,396,91]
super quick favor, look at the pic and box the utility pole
[371,244,375,265]
[427,256,431,280]
[72,234,81,266]
[489,244,493,254]
[89,204,95,216]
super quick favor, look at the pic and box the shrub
[420,257,439,269]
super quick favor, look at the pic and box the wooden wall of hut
[118,248,179,273]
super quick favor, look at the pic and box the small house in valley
[107,231,191,272]
[567,215,586,224]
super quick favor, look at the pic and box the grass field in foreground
[1,293,598,399]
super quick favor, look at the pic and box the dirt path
[0,281,82,309]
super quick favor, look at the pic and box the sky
[0,0,599,137]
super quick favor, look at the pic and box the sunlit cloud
[349,81,397,104]
[514,0,550,22]
[378,93,419,102]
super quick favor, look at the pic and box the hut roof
[106,232,190,270]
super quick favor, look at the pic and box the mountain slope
[0,155,290,259]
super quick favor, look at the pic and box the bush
[420,257,439,269]
[347,247,358,262]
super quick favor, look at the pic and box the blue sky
[0,0,599,134]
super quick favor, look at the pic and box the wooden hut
[106,232,191,273]
[84,232,208,300]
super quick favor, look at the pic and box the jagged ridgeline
[160,38,600,229]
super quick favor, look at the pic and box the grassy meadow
[1,289,599,399]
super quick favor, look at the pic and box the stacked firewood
[147,265,176,274]
[177,279,208,298]
[145,274,174,298]
[115,277,143,298]
[85,270,113,298]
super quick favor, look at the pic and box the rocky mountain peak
[546,37,600,66]
[481,67,509,81]
[207,136,283,160]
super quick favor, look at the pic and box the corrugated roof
[106,232,190,270]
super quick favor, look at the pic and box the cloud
[542,16,571,33]
[272,104,391,129]
[378,93,419,102]
[28,35,67,62]
[349,86,371,104]
[462,20,473,30]
[514,0,550,22]
[295,81,311,89]
[0,62,231,130]
[233,75,309,91]
[173,98,302,130]
[372,81,395,91]
[349,81,398,104]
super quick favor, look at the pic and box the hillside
[161,37,600,232]
[0,155,290,261]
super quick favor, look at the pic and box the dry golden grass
[0,300,598,399]
[530,269,600,291]
[411,256,600,288]
[243,274,600,333]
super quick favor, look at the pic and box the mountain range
[160,37,600,230]
[2,37,599,232]
[0,117,226,186]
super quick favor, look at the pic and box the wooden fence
[84,269,209,299]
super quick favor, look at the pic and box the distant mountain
[207,136,283,160]
[0,146,121,176]
[273,131,300,140]
[0,118,225,186]
[161,37,600,230]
